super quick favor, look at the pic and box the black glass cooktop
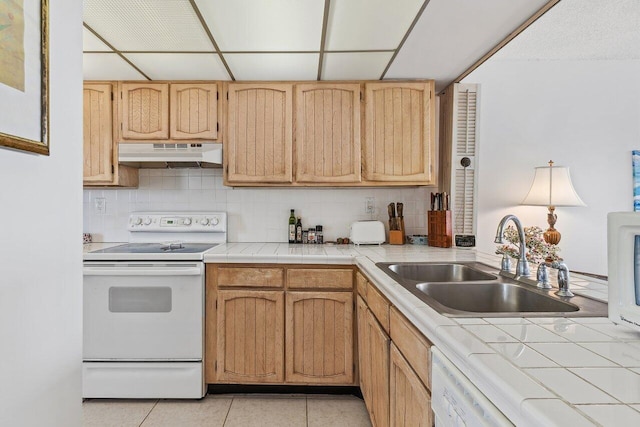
[91,243,218,254]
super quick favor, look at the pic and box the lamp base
[543,228,561,245]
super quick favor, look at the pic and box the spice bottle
[288,209,296,243]
[307,227,316,244]
[295,217,303,243]
[316,225,323,244]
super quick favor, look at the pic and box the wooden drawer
[217,266,284,288]
[287,268,353,290]
[367,282,390,334]
[356,272,368,299]
[389,307,432,389]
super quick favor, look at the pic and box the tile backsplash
[83,169,434,242]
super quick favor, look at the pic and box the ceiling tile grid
[82,0,580,89]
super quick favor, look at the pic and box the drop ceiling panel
[83,0,213,52]
[124,54,230,80]
[325,0,425,50]
[194,0,324,51]
[83,53,146,81]
[225,53,319,81]
[83,28,111,52]
[386,0,552,91]
[322,52,393,80]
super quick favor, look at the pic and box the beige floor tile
[82,399,157,427]
[223,397,307,427]
[141,396,233,427]
[307,396,372,427]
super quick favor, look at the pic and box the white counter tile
[527,317,576,325]
[538,323,613,343]
[435,326,494,358]
[489,343,558,368]
[576,404,640,426]
[524,368,618,404]
[453,318,489,325]
[483,317,532,325]
[528,343,618,368]
[570,368,640,403]
[462,324,519,343]
[583,323,640,342]
[497,324,568,343]
[579,342,640,367]
[572,317,615,324]
[521,399,595,427]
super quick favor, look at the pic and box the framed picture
[633,150,640,211]
[0,0,49,155]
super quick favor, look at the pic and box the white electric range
[82,212,226,399]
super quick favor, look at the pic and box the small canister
[315,225,323,244]
[307,227,316,244]
[302,229,309,244]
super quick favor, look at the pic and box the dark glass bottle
[295,217,303,243]
[288,209,296,243]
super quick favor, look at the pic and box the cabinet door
[285,291,353,384]
[226,83,293,183]
[390,344,432,427]
[216,290,284,383]
[295,83,361,183]
[363,82,435,184]
[170,83,218,140]
[83,84,114,182]
[121,83,169,139]
[356,296,370,404]
[367,307,390,427]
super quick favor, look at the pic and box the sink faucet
[553,261,574,297]
[494,214,530,277]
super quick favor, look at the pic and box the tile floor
[82,394,372,427]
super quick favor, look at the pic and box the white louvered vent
[451,84,479,238]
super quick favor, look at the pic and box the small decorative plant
[495,225,560,264]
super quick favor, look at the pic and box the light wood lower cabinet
[206,264,355,386]
[216,290,284,383]
[390,343,433,427]
[357,271,434,427]
[286,291,353,384]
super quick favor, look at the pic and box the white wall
[83,169,435,243]
[464,59,640,275]
[0,2,83,426]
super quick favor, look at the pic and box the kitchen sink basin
[386,262,497,282]
[375,261,608,317]
[415,282,578,313]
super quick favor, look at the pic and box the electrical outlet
[94,197,106,214]
[365,197,375,214]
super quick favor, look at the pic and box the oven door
[83,262,203,360]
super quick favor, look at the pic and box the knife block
[428,211,452,248]
[389,230,404,245]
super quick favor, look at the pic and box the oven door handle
[83,265,203,276]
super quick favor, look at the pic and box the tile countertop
[203,243,640,427]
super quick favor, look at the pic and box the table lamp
[521,160,586,244]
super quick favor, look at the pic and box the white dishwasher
[431,347,513,427]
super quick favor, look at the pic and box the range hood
[118,143,222,168]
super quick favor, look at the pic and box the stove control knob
[210,217,220,226]
[183,217,192,226]
[143,218,152,226]
[201,218,210,226]
[134,217,143,225]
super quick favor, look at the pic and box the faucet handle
[500,253,512,272]
[536,263,552,289]
[554,261,574,297]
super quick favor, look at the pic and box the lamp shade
[521,165,586,207]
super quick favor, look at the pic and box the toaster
[350,220,386,245]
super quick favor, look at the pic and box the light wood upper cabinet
[84,84,114,182]
[121,83,170,139]
[170,83,218,140]
[83,83,138,187]
[216,290,285,383]
[364,81,436,184]
[285,291,354,384]
[226,83,293,183]
[390,343,432,427]
[294,83,361,183]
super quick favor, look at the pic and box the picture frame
[0,0,49,155]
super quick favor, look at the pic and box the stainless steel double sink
[376,262,608,317]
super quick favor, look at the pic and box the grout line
[138,399,159,427]
[222,396,234,426]
[305,396,310,427]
